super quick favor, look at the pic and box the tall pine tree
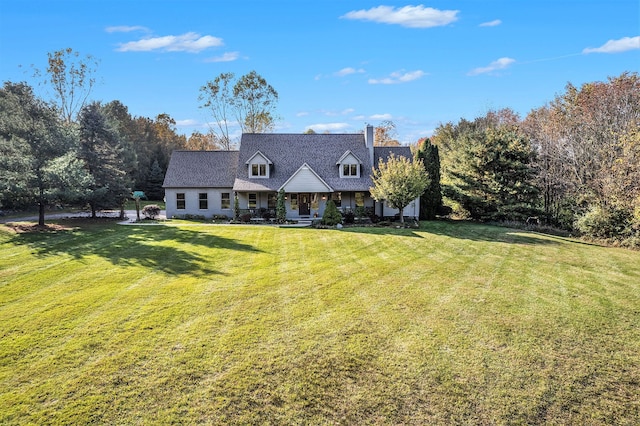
[78,102,132,217]
[416,138,442,220]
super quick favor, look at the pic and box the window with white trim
[221,193,230,209]
[251,163,267,177]
[248,193,257,209]
[199,193,208,210]
[176,193,185,210]
[342,164,358,177]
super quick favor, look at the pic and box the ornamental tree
[369,153,429,224]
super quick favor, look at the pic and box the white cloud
[370,113,393,120]
[583,36,640,54]
[322,108,355,117]
[105,25,149,33]
[468,57,515,76]
[204,52,240,62]
[341,5,459,28]
[368,70,426,84]
[305,123,350,133]
[334,67,366,77]
[116,32,223,53]
[479,19,502,27]
[296,111,309,117]
[175,119,199,127]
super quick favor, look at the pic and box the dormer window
[251,163,267,177]
[343,164,358,177]
[337,150,362,178]
[246,150,272,179]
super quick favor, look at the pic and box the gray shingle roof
[374,146,413,166]
[163,150,239,188]
[233,133,376,192]
[163,137,414,192]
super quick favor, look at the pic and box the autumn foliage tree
[370,153,429,223]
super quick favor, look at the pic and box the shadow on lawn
[342,220,562,246]
[7,222,262,276]
[420,220,563,246]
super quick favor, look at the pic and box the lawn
[1,220,638,424]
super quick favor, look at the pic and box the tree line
[1,48,637,245]
[0,48,279,226]
[426,72,639,246]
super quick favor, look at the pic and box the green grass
[1,220,639,424]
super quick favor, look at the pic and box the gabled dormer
[245,150,272,178]
[336,150,363,178]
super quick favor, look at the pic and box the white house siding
[377,196,420,219]
[281,165,332,193]
[165,188,234,219]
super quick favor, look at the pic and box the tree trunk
[38,202,45,227]
[399,207,404,224]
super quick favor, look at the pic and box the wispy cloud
[204,52,240,62]
[322,108,355,117]
[468,57,515,76]
[370,113,393,120]
[175,119,199,127]
[368,70,426,84]
[305,123,350,133]
[479,19,502,27]
[583,36,640,54]
[341,5,459,28]
[334,67,366,77]
[116,32,223,53]
[105,25,149,33]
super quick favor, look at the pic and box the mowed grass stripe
[0,221,639,424]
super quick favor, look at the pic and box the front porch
[234,191,376,220]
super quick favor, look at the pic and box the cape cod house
[162,125,419,221]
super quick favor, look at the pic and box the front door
[298,193,310,216]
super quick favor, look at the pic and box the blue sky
[1,1,638,144]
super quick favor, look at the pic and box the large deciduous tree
[234,70,279,134]
[0,82,89,225]
[523,72,640,234]
[374,120,401,146]
[199,70,278,149]
[40,48,99,124]
[370,153,429,223]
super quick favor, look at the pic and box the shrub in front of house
[321,200,342,226]
[142,204,161,220]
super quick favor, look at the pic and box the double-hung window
[248,193,257,209]
[342,164,358,177]
[176,193,186,210]
[251,163,267,177]
[199,193,208,210]
[221,193,230,209]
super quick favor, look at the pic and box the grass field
[1,220,639,424]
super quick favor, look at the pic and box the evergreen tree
[436,110,539,221]
[78,102,132,217]
[0,82,89,225]
[321,200,342,226]
[416,138,442,220]
[276,189,286,223]
[146,159,165,200]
